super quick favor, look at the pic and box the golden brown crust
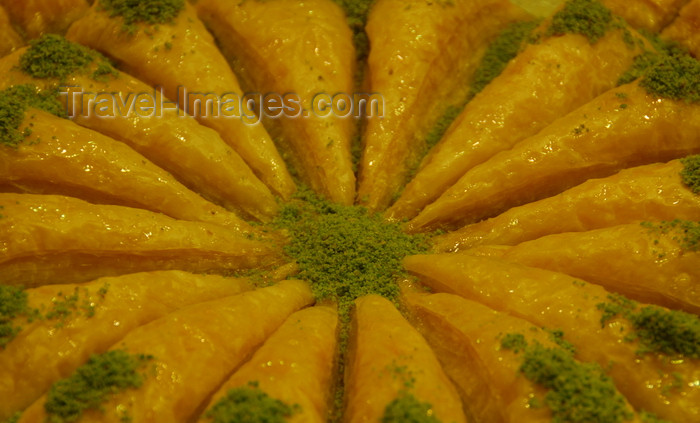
[66,1,296,200]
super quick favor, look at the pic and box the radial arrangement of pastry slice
[1,0,699,422]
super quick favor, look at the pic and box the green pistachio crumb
[424,105,461,150]
[332,0,374,86]
[333,0,374,42]
[205,381,300,423]
[45,286,105,327]
[680,155,700,194]
[597,293,636,327]
[44,350,153,422]
[547,329,576,354]
[0,286,30,348]
[642,220,700,252]
[98,0,185,34]
[503,335,634,423]
[529,396,543,408]
[351,132,362,173]
[639,29,689,58]
[97,284,110,297]
[617,23,639,49]
[471,20,540,96]
[545,0,613,44]
[273,187,429,314]
[617,51,661,86]
[0,92,28,148]
[500,333,528,353]
[382,393,441,423]
[0,84,67,148]
[616,32,699,103]
[640,53,700,103]
[5,85,64,118]
[627,306,700,358]
[572,123,589,135]
[386,362,417,389]
[597,293,700,358]
[521,344,633,422]
[19,34,117,82]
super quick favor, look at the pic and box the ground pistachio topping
[547,329,576,354]
[597,293,700,358]
[333,0,374,64]
[273,187,429,313]
[617,50,660,86]
[0,84,65,148]
[19,34,117,82]
[44,350,153,423]
[681,155,700,194]
[544,0,613,44]
[616,31,700,102]
[0,283,108,349]
[471,20,541,96]
[424,105,461,151]
[500,333,528,353]
[98,0,185,34]
[639,52,700,102]
[501,333,635,423]
[379,362,441,422]
[642,220,700,253]
[0,94,29,149]
[332,0,375,164]
[204,381,300,423]
[382,393,441,423]
[0,285,32,348]
[45,285,109,327]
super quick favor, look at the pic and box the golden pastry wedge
[66,0,295,200]
[193,0,357,205]
[387,0,649,221]
[0,271,251,419]
[0,37,279,222]
[0,0,89,39]
[18,279,314,423]
[409,77,700,232]
[357,0,528,211]
[0,98,251,232]
[0,193,282,287]
[0,6,23,57]
[197,305,338,423]
[403,253,700,422]
[343,295,466,423]
[432,158,700,251]
[465,221,700,314]
[662,0,700,57]
[405,292,643,423]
